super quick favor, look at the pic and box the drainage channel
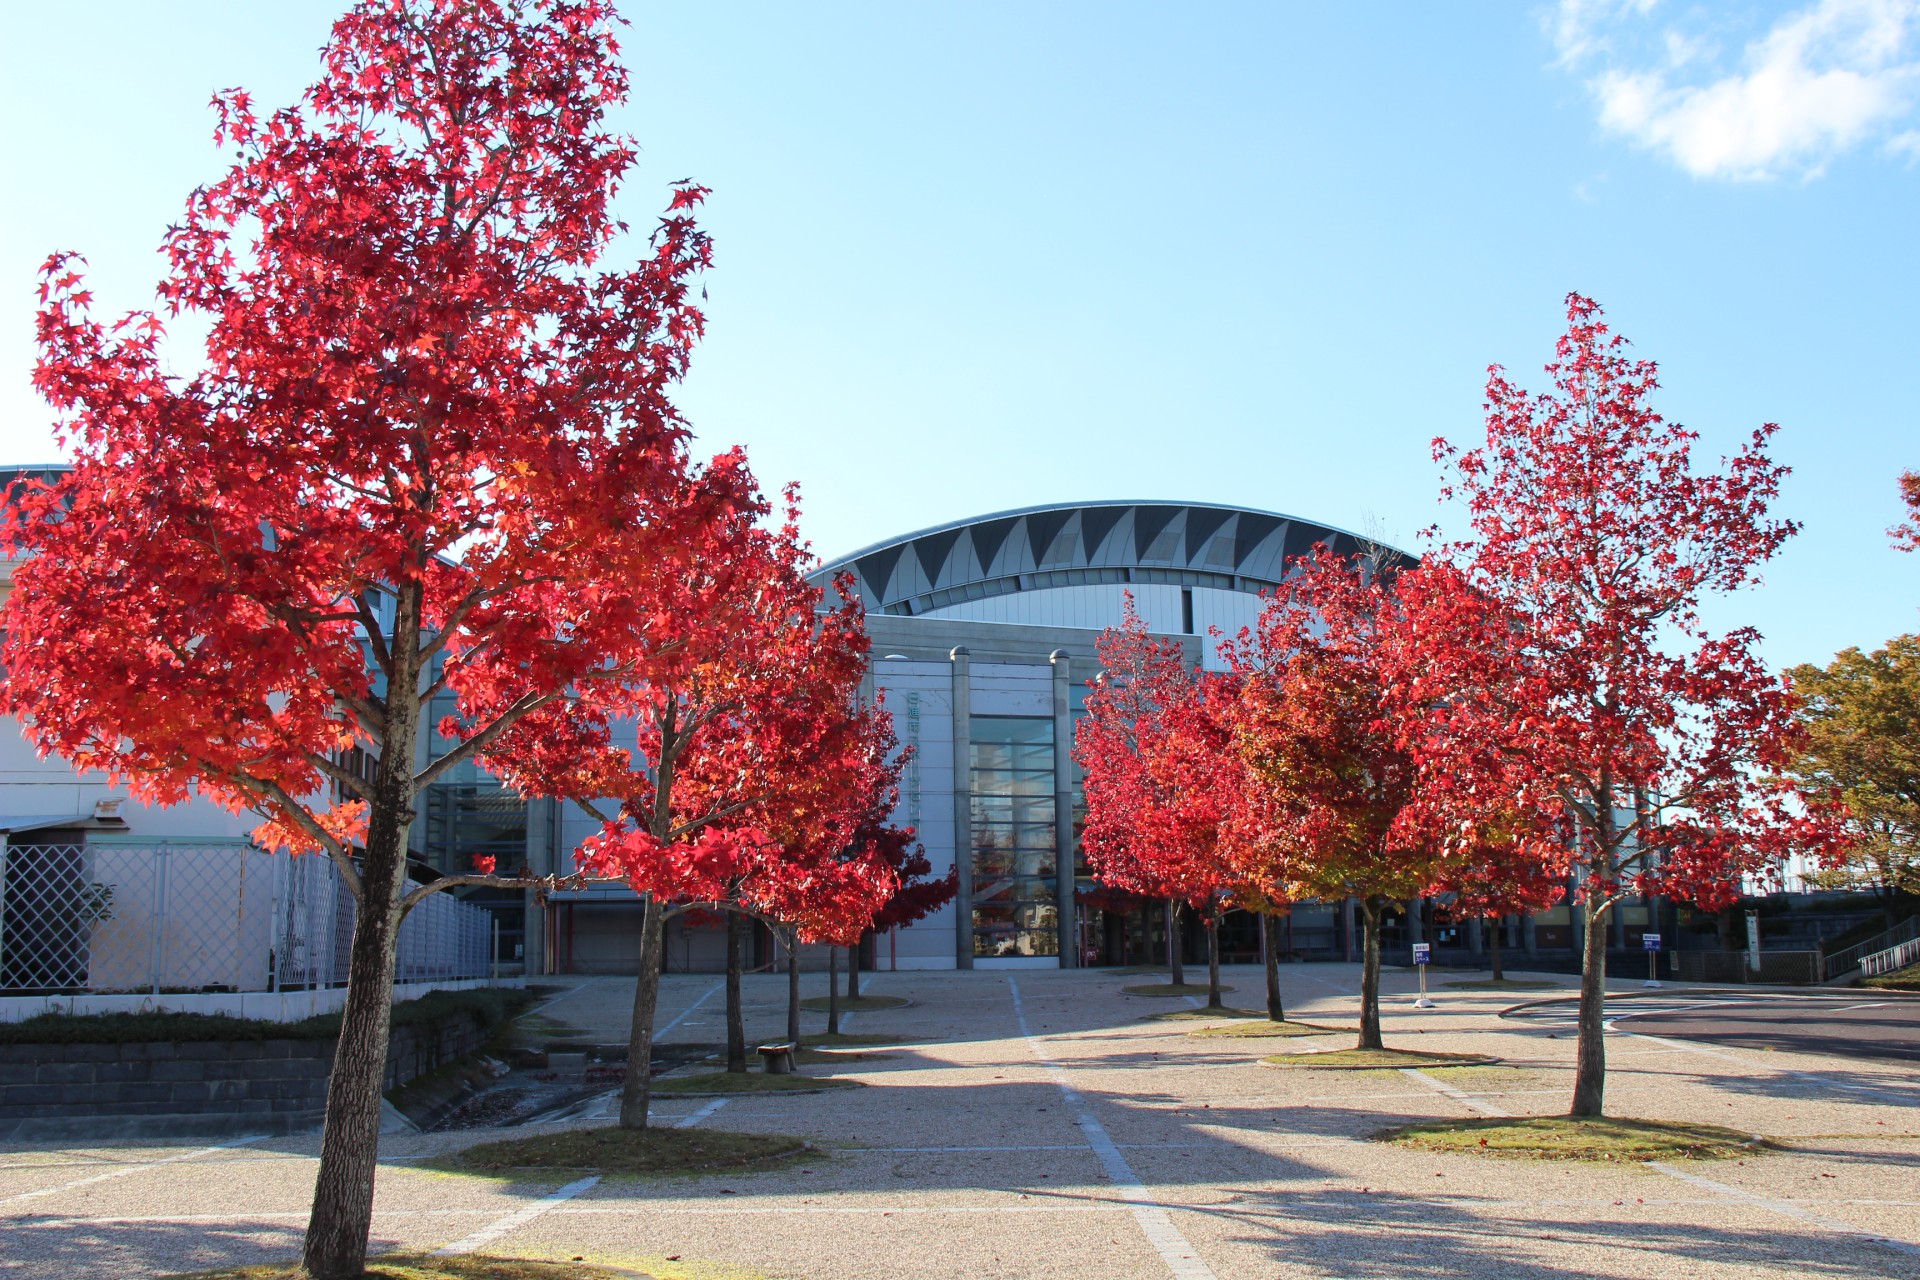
[426,1042,721,1131]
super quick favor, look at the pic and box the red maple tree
[496,496,900,1121]
[1225,547,1452,1049]
[1423,294,1846,1117]
[2,4,748,1274]
[1895,471,1920,551]
[1078,602,1249,1009]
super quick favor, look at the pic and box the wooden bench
[756,1042,797,1075]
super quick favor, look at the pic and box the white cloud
[1550,0,1920,179]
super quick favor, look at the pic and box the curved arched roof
[810,500,1393,617]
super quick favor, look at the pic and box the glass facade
[970,716,1058,958]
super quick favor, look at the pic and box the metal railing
[0,841,493,995]
[1824,915,1920,980]
[1861,936,1920,979]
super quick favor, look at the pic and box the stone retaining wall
[0,1010,494,1141]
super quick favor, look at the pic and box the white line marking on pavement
[1399,1069,1512,1117]
[1647,1162,1920,1259]
[673,1097,731,1129]
[656,980,726,1038]
[1009,976,1219,1280]
[431,1175,601,1257]
[0,1135,264,1209]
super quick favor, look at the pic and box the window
[971,717,1057,957]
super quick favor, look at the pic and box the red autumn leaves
[1077,295,1848,1114]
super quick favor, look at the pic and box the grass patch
[1378,1115,1765,1162]
[1862,964,1920,992]
[1189,1019,1346,1039]
[1259,1048,1498,1070]
[1144,1005,1264,1022]
[796,994,910,1012]
[1121,983,1232,998]
[1442,979,1563,991]
[165,1257,635,1280]
[1102,965,1172,975]
[0,988,531,1045]
[437,1125,811,1175]
[651,1070,864,1095]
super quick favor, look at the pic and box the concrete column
[1522,912,1538,956]
[521,796,560,976]
[1050,649,1076,968]
[1341,897,1356,963]
[950,647,973,970]
[1467,916,1483,956]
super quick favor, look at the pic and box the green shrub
[0,986,531,1045]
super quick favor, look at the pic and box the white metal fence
[1862,936,1920,979]
[0,841,492,995]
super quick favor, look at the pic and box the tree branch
[401,868,587,918]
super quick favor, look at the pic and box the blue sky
[1,1,1915,670]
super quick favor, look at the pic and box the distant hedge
[0,986,532,1045]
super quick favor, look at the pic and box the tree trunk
[302,583,424,1280]
[616,896,666,1129]
[725,909,747,1074]
[1263,913,1284,1022]
[846,941,861,1000]
[300,841,404,1280]
[1489,916,1505,982]
[1358,896,1384,1051]
[1205,905,1223,1008]
[786,929,801,1046]
[1570,896,1612,1117]
[826,945,841,1035]
[1167,899,1185,986]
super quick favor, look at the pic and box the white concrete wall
[870,658,958,969]
[919,583,1183,632]
[0,724,259,839]
[0,976,520,1024]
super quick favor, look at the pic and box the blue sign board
[1642,932,1661,951]
[1411,943,1431,965]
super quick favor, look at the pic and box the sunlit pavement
[4,965,1918,1279]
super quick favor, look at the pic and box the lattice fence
[0,841,493,994]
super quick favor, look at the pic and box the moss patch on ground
[1259,1048,1498,1070]
[1145,1005,1264,1022]
[1442,979,1564,991]
[1378,1115,1766,1161]
[1188,1019,1346,1039]
[165,1254,638,1279]
[1862,963,1920,991]
[1121,983,1232,998]
[796,994,910,1012]
[651,1070,864,1095]
[437,1125,812,1175]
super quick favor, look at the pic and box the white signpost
[1412,942,1435,1008]
[1642,931,1662,988]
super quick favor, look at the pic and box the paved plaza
[2,965,1917,1279]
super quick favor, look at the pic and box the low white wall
[0,976,522,1024]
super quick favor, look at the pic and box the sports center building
[534,499,1378,973]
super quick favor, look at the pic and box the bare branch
[401,868,587,917]
[415,687,564,787]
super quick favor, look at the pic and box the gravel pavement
[3,964,1917,1279]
